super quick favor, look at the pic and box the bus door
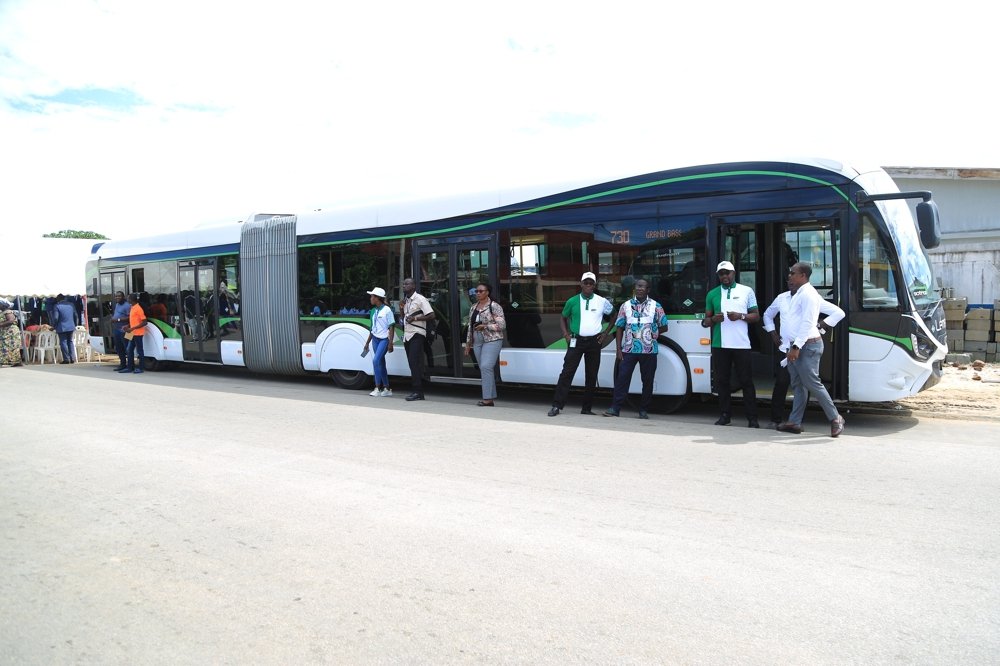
[98,270,128,354]
[710,211,847,400]
[178,262,221,363]
[414,236,497,382]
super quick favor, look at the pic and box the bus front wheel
[330,369,372,390]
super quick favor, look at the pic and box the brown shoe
[830,416,845,437]
[776,422,802,434]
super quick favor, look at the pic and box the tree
[43,230,109,239]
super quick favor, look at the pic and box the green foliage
[42,230,109,239]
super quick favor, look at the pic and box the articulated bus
[86,159,946,412]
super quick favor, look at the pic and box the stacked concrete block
[944,298,969,354]
[963,307,994,362]
[943,298,967,353]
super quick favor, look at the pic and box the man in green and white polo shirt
[547,271,614,417]
[701,260,760,428]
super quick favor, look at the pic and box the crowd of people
[1,294,87,368]
[362,260,846,437]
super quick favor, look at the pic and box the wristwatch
[740,313,746,321]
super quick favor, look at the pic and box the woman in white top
[362,287,395,397]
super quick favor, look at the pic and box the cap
[716,261,736,273]
[581,271,597,282]
[366,287,386,298]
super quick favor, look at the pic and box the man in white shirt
[762,278,846,428]
[777,262,846,437]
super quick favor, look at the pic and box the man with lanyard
[762,274,845,429]
[603,278,668,419]
[702,260,760,428]
[547,271,614,417]
[400,277,436,402]
[109,291,131,371]
[777,262,847,437]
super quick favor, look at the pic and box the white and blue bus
[85,158,946,411]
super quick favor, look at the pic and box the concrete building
[887,167,1000,307]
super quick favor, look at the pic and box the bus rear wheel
[330,369,372,390]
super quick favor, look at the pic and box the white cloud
[0,0,996,242]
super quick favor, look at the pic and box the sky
[1,0,996,243]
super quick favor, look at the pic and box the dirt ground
[893,360,1000,422]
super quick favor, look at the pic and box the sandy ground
[895,360,1000,422]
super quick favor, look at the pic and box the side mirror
[916,200,941,249]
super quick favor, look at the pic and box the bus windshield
[878,198,936,311]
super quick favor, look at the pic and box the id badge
[569,337,577,348]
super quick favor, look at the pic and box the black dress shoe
[547,406,561,417]
[405,393,425,402]
[638,410,649,420]
[748,419,760,428]
[714,415,731,426]
[580,408,595,415]
[777,422,803,434]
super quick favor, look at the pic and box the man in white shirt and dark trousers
[548,272,614,417]
[777,262,846,437]
[702,261,760,428]
[762,276,845,428]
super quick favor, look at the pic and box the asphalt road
[2,362,998,664]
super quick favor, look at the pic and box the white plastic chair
[73,326,93,362]
[33,330,59,364]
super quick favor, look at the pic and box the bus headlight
[910,331,937,360]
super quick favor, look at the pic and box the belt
[806,336,821,343]
[575,334,601,339]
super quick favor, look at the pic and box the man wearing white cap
[702,260,760,427]
[547,271,614,417]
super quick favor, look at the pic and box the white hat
[716,261,736,273]
[366,287,386,298]
[580,271,597,282]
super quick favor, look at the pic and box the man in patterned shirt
[603,279,668,419]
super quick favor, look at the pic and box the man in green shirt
[547,272,614,416]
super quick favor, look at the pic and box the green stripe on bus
[300,170,856,248]
[849,326,912,350]
[150,319,180,338]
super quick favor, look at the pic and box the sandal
[477,400,495,407]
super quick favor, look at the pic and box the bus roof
[91,158,881,261]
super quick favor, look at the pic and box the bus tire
[330,369,372,390]
[657,336,692,414]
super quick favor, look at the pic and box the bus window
[783,223,838,300]
[859,216,900,310]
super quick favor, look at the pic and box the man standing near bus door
[777,262,846,437]
[400,277,436,401]
[603,279,668,419]
[702,260,760,428]
[762,277,845,429]
[120,293,148,374]
[110,291,131,371]
[548,272,614,417]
